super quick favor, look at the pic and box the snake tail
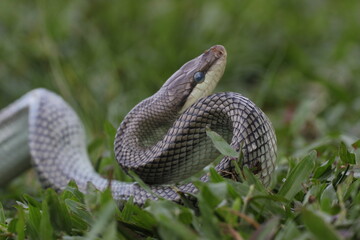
[0,93,31,186]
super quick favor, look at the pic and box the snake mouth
[180,45,227,113]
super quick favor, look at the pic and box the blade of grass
[206,127,238,158]
[302,209,341,240]
[85,201,117,240]
[278,151,316,200]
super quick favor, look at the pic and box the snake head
[162,45,227,113]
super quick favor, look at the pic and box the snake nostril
[210,45,226,58]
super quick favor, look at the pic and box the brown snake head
[161,45,227,113]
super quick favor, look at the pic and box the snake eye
[193,71,205,83]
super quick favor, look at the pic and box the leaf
[65,199,93,227]
[278,151,316,200]
[120,198,156,231]
[302,209,341,240]
[206,127,238,157]
[101,220,120,240]
[23,194,42,208]
[120,198,135,222]
[320,185,338,213]
[339,142,356,164]
[199,183,226,209]
[178,208,193,225]
[14,205,25,240]
[62,181,85,203]
[46,188,73,234]
[157,214,198,240]
[209,167,224,183]
[242,166,267,193]
[85,201,117,240]
[313,157,335,179]
[27,203,41,239]
[7,218,17,234]
[344,179,360,202]
[39,200,54,240]
[196,191,222,239]
[148,201,198,239]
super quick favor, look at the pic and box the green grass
[0,0,360,239]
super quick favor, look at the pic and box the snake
[0,45,277,205]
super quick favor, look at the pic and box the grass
[0,0,360,239]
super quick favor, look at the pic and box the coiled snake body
[0,45,276,205]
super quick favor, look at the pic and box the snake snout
[208,45,227,58]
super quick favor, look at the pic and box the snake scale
[0,45,277,205]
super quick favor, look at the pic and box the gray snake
[0,45,277,205]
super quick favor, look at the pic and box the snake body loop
[0,45,277,205]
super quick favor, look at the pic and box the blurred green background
[0,0,359,159]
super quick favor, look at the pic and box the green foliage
[302,209,342,240]
[0,0,360,239]
[278,151,315,200]
[206,127,239,158]
[2,139,359,239]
